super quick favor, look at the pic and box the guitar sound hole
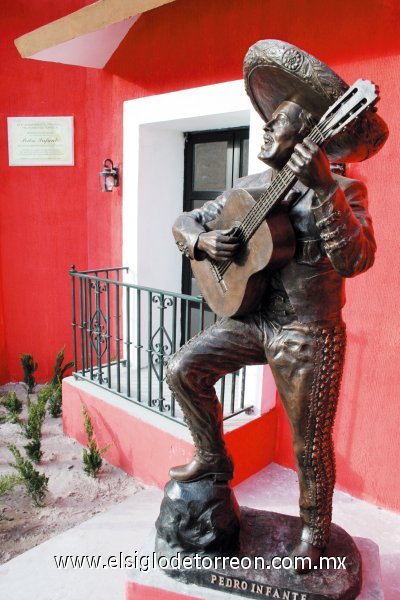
[233,244,249,267]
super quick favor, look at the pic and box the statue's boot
[169,453,234,482]
[291,529,324,573]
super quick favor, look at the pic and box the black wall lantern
[99,158,119,192]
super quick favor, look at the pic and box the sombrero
[244,39,388,163]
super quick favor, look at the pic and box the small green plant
[22,391,47,462]
[0,473,22,520]
[0,473,23,521]
[23,393,47,439]
[51,346,74,387]
[48,383,62,418]
[82,405,111,478]
[37,385,54,406]
[20,353,38,393]
[0,473,22,497]
[24,438,43,463]
[1,391,23,423]
[6,443,48,507]
[46,346,73,418]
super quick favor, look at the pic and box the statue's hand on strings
[197,227,240,261]
[288,138,336,198]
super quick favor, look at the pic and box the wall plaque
[7,116,74,166]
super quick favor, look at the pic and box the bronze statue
[165,40,388,571]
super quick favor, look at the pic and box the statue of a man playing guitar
[165,39,388,570]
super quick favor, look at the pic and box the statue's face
[258,101,309,170]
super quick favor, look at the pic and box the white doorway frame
[122,80,276,415]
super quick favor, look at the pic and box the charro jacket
[173,170,376,323]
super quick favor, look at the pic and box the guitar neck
[208,80,378,286]
[238,124,325,245]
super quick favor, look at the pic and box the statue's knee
[165,353,192,390]
[165,356,180,390]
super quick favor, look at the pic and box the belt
[262,291,297,319]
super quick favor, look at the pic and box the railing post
[240,368,246,410]
[93,279,105,385]
[70,265,77,373]
[105,277,111,388]
[136,289,142,402]
[230,371,237,415]
[78,277,86,376]
[220,376,226,414]
[125,286,131,397]
[170,297,177,417]
[115,275,121,393]
[84,276,90,374]
[184,298,190,344]
[87,277,94,379]
[147,291,153,407]
[158,293,165,410]
[198,296,205,332]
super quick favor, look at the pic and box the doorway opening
[181,127,249,338]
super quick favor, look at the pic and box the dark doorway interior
[181,127,250,340]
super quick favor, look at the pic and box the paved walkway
[0,464,399,600]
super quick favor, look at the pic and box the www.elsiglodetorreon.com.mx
[53,551,347,572]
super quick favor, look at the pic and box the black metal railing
[70,266,252,424]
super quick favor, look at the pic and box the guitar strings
[237,125,325,240]
[216,123,327,278]
[216,128,324,278]
[211,87,375,283]
[217,127,324,277]
[211,89,374,281]
[235,126,325,242]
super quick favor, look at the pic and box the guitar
[191,79,380,318]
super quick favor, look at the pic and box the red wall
[1,0,399,511]
[0,1,122,382]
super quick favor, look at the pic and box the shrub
[46,346,73,418]
[24,438,43,463]
[23,393,46,440]
[48,383,62,418]
[82,405,111,478]
[1,391,23,423]
[51,346,74,387]
[37,385,54,406]
[6,444,48,507]
[20,354,38,393]
[0,473,22,519]
[0,473,21,497]
[22,391,47,462]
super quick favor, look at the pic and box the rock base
[155,478,240,555]
[157,506,363,600]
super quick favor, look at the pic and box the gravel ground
[0,383,142,565]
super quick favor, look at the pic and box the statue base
[155,504,365,600]
[155,478,240,555]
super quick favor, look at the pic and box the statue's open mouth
[263,133,274,146]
